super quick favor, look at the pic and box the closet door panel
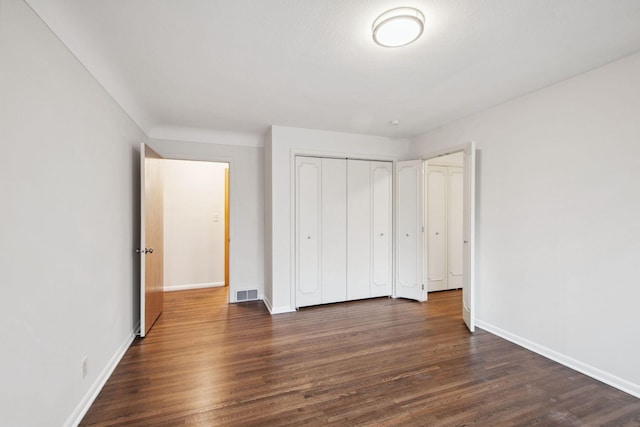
[427,166,447,292]
[371,161,393,296]
[395,160,424,301]
[295,157,322,307]
[321,158,347,303]
[448,167,464,289]
[347,160,371,300]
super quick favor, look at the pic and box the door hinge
[422,226,424,232]
[422,284,424,290]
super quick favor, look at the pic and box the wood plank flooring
[81,288,640,426]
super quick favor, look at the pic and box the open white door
[139,143,164,337]
[462,142,476,332]
[395,160,425,301]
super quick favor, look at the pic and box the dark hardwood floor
[81,288,640,426]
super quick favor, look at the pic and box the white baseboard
[271,306,295,314]
[262,296,273,312]
[262,296,295,314]
[164,281,224,292]
[476,319,640,399]
[64,331,135,427]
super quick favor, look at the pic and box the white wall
[163,160,227,290]
[149,138,264,301]
[0,0,147,425]
[265,126,411,313]
[411,52,640,396]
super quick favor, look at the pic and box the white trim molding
[164,282,225,292]
[262,296,295,314]
[148,126,264,147]
[476,320,640,399]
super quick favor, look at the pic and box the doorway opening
[419,144,475,333]
[162,159,230,293]
[424,152,464,294]
[140,143,233,337]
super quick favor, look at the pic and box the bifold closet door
[295,156,347,308]
[296,157,322,307]
[426,164,464,292]
[370,161,393,297]
[347,159,392,300]
[426,165,447,292]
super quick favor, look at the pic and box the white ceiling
[26,0,640,140]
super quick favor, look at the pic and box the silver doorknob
[148,248,154,254]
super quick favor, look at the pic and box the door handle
[136,248,154,254]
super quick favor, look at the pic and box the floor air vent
[236,289,258,302]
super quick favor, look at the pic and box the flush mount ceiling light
[372,7,425,48]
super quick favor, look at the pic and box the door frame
[144,149,234,304]
[417,142,476,331]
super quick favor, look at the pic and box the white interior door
[462,143,476,332]
[395,160,425,301]
[370,161,393,297]
[140,143,164,337]
[426,165,447,292]
[295,157,322,307]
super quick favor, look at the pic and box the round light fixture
[372,7,425,48]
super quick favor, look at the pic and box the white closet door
[448,166,464,289]
[370,161,393,296]
[395,160,425,301]
[295,157,322,307]
[426,165,447,292]
[321,158,347,304]
[347,159,371,300]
